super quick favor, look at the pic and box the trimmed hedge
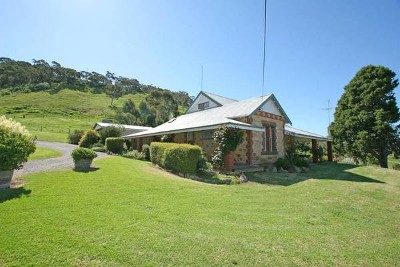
[79,130,100,148]
[150,142,202,175]
[105,137,125,154]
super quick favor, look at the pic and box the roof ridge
[202,91,238,102]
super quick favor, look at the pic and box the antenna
[261,0,267,101]
[201,65,204,91]
[322,99,334,126]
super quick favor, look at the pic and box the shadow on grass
[247,162,385,186]
[0,187,32,203]
[73,167,100,173]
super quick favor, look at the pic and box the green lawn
[0,158,399,266]
[28,146,63,161]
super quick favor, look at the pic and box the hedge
[150,142,202,175]
[105,137,125,154]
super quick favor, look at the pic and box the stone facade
[133,111,286,165]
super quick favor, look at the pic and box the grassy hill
[0,89,146,142]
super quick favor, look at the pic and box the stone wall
[250,112,285,164]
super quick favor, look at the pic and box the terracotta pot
[0,169,14,189]
[74,159,93,170]
[224,151,235,171]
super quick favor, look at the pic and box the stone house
[124,91,332,167]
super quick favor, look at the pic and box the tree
[330,65,399,168]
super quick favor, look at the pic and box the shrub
[150,142,174,166]
[0,116,36,170]
[71,147,97,163]
[393,163,400,171]
[150,142,202,175]
[92,146,106,152]
[142,144,151,161]
[68,130,85,145]
[79,130,100,148]
[122,150,139,159]
[105,137,125,154]
[294,158,309,167]
[163,145,202,175]
[275,158,291,170]
[99,126,123,144]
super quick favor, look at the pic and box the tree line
[0,57,193,127]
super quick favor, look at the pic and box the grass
[388,155,400,169]
[0,89,146,142]
[0,158,399,266]
[28,146,63,161]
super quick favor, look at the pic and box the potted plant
[0,116,36,189]
[71,147,98,170]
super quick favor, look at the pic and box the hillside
[0,90,147,142]
[0,57,192,142]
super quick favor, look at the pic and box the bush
[275,158,291,170]
[150,142,174,166]
[294,158,309,167]
[393,163,400,171]
[0,116,36,170]
[92,146,106,152]
[71,147,97,163]
[79,130,100,148]
[105,137,125,154]
[150,142,202,175]
[68,130,84,145]
[142,144,150,161]
[99,126,123,144]
[122,150,139,159]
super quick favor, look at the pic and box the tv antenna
[200,65,203,91]
[322,99,334,126]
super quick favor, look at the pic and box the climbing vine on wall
[211,127,244,168]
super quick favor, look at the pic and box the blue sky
[1,0,399,135]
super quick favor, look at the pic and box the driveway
[14,141,109,178]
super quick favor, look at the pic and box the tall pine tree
[330,65,399,168]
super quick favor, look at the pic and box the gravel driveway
[14,141,109,178]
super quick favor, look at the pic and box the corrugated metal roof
[285,125,331,141]
[124,94,279,138]
[94,122,152,131]
[203,91,238,105]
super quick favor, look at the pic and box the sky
[1,0,399,135]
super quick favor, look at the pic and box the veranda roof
[284,125,331,141]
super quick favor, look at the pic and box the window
[186,132,194,144]
[198,101,210,110]
[263,124,277,154]
[200,130,213,140]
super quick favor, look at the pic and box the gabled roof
[124,92,291,138]
[186,91,238,113]
[202,91,238,106]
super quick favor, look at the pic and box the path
[14,141,109,178]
